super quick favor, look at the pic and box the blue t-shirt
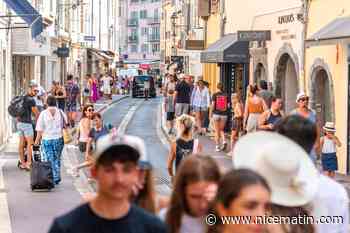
[89,126,109,141]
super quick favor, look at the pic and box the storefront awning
[307,17,350,42]
[88,49,114,61]
[200,33,249,63]
[4,0,43,38]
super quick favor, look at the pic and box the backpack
[215,94,228,112]
[8,96,26,118]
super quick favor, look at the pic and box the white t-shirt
[36,107,67,140]
[101,76,112,89]
[158,209,205,233]
[312,175,349,233]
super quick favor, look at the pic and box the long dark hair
[133,169,156,214]
[208,169,270,233]
[165,155,221,233]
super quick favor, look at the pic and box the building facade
[305,0,350,174]
[125,0,161,64]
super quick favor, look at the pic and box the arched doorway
[275,53,298,113]
[254,63,266,83]
[311,67,334,128]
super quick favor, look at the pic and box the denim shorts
[17,122,34,137]
[192,106,208,112]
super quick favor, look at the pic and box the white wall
[224,0,302,33]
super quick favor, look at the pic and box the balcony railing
[147,17,160,25]
[128,19,139,27]
[128,36,139,43]
[148,34,160,42]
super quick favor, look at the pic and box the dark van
[131,75,157,98]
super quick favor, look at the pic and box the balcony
[128,19,139,27]
[147,18,160,25]
[128,36,139,43]
[148,34,160,42]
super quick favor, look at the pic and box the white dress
[101,76,112,95]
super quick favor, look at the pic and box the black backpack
[8,96,26,118]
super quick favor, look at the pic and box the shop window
[210,0,219,14]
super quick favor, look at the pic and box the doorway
[275,53,298,113]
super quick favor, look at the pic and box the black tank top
[175,138,194,169]
[266,111,282,129]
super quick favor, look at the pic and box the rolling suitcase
[30,145,54,191]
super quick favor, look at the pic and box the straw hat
[233,132,320,207]
[323,122,336,132]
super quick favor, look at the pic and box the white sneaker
[215,145,221,152]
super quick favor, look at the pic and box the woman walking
[191,79,210,135]
[243,84,266,133]
[89,74,99,103]
[77,105,94,155]
[163,155,221,233]
[208,169,271,233]
[228,93,243,155]
[53,81,66,111]
[211,83,229,152]
[34,96,66,185]
[167,114,202,177]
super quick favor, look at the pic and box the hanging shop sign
[237,31,271,41]
[185,40,205,50]
[56,47,70,57]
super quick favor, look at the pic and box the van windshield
[134,76,151,83]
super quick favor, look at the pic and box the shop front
[201,33,250,99]
[305,16,350,174]
[11,28,50,95]
[250,7,303,113]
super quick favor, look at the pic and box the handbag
[59,110,72,144]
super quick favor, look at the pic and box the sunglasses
[87,108,94,112]
[299,97,309,102]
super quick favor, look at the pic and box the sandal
[17,161,27,170]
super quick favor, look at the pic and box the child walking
[321,122,341,178]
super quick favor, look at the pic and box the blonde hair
[232,93,241,105]
[176,114,195,137]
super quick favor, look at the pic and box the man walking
[17,83,40,170]
[48,134,167,233]
[174,74,192,117]
[143,76,151,100]
[258,80,273,108]
[65,75,80,128]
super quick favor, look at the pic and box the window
[131,45,138,53]
[151,43,160,53]
[131,11,138,19]
[141,27,148,36]
[153,9,159,19]
[210,0,219,14]
[141,44,149,53]
[140,10,147,19]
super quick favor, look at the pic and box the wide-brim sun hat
[323,122,336,132]
[233,131,320,207]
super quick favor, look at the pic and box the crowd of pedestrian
[9,71,349,233]
[47,115,348,233]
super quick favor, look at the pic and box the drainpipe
[300,0,310,92]
[219,0,225,37]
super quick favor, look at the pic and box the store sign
[56,47,70,57]
[12,28,50,56]
[185,40,205,50]
[278,13,303,24]
[237,31,271,41]
[84,36,96,41]
[139,64,151,70]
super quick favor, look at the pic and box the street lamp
[171,12,178,56]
